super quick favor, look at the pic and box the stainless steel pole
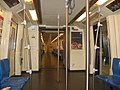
[24,9,32,75]
[86,0,90,90]
[93,6,101,90]
[23,4,32,90]
[65,0,68,90]
[23,4,32,74]
[100,20,102,75]
[57,15,60,82]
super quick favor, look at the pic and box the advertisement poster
[71,32,82,49]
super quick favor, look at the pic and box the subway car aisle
[23,52,103,90]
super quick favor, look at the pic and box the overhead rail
[39,25,69,32]
[39,25,66,29]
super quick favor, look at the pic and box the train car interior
[0,0,120,90]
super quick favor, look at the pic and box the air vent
[106,0,120,12]
[3,0,20,8]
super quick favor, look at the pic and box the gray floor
[23,53,114,90]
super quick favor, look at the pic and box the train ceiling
[1,0,120,45]
[32,0,120,26]
[0,0,120,26]
[40,0,86,26]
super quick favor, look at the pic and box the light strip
[29,10,38,21]
[0,11,3,17]
[41,33,45,45]
[76,12,91,22]
[24,0,33,3]
[51,33,63,43]
[96,0,108,6]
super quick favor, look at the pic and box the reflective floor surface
[22,53,116,90]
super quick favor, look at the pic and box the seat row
[0,58,29,90]
[96,58,120,89]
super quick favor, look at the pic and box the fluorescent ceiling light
[0,11,3,16]
[96,0,108,6]
[24,0,32,3]
[51,33,63,43]
[29,10,38,21]
[41,33,45,45]
[60,33,63,36]
[76,12,91,22]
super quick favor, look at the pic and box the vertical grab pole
[23,3,32,90]
[24,21,32,90]
[57,15,60,82]
[99,11,102,75]
[65,0,68,90]
[86,0,90,90]
[93,6,101,90]
[23,4,32,75]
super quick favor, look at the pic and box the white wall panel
[28,25,39,71]
[15,25,24,75]
[0,11,12,59]
[107,13,120,75]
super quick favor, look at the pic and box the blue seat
[96,75,110,83]
[0,59,29,90]
[96,58,120,89]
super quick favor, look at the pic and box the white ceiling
[27,0,118,26]
[1,0,120,45]
[68,0,85,22]
[41,0,65,26]
[41,0,86,26]
[0,0,119,26]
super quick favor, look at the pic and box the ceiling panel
[41,0,85,26]
[41,0,65,26]
[68,0,85,22]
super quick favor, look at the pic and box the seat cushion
[96,75,110,83]
[112,58,120,76]
[1,76,29,90]
[108,75,120,88]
